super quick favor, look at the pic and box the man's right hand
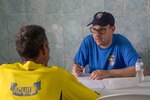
[72,62,84,77]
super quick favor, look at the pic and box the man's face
[90,25,115,48]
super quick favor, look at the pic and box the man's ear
[42,43,49,55]
[111,26,115,34]
[41,44,46,55]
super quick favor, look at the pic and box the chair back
[97,93,150,100]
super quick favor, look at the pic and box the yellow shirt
[0,61,100,100]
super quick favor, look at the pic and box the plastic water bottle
[135,57,144,82]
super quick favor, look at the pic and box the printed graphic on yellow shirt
[10,81,41,96]
[108,54,115,66]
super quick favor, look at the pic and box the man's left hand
[90,70,111,80]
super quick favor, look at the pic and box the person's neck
[22,58,46,66]
[99,38,113,48]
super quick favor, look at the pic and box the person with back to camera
[0,24,100,100]
[72,11,147,80]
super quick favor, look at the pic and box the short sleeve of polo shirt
[118,35,140,66]
[74,36,90,67]
[62,71,100,100]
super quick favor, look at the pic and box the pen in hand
[75,62,84,72]
[73,62,84,77]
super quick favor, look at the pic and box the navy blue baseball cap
[87,11,115,26]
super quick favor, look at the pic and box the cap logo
[96,13,103,19]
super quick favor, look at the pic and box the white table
[76,75,150,96]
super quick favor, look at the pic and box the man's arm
[109,66,147,77]
[90,66,147,80]
[109,66,136,77]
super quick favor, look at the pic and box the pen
[74,62,84,72]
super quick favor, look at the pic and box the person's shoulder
[0,62,20,70]
[48,65,71,76]
[113,33,132,49]
[50,66,78,82]
[113,33,129,42]
[82,34,94,45]
[0,64,7,70]
[114,33,125,38]
[83,34,93,40]
[48,65,65,70]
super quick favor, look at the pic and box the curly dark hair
[16,25,48,59]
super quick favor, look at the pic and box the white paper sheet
[101,77,139,89]
[76,74,150,90]
[76,74,104,91]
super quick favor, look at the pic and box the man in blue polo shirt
[72,11,143,80]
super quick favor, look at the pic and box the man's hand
[90,70,111,80]
[72,63,84,77]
